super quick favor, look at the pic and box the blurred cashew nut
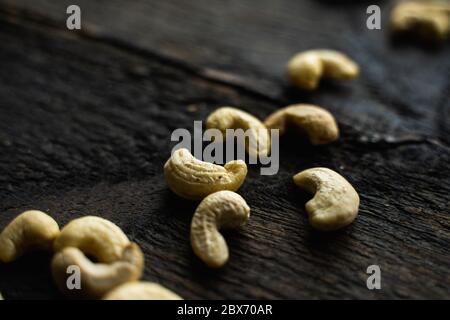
[164,148,248,200]
[264,104,339,145]
[191,191,250,268]
[287,49,359,90]
[293,168,359,231]
[103,282,182,300]
[0,210,60,263]
[51,243,144,299]
[391,1,450,41]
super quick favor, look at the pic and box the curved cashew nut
[287,50,359,90]
[190,191,250,268]
[206,107,271,157]
[293,168,359,231]
[391,1,450,41]
[51,243,144,299]
[164,148,248,200]
[0,210,60,263]
[103,282,182,300]
[264,104,339,145]
[54,216,130,263]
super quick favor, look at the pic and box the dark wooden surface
[0,0,449,299]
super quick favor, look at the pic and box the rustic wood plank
[2,0,450,143]
[0,1,448,299]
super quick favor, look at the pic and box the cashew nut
[0,210,60,263]
[206,107,271,157]
[264,104,339,145]
[391,1,450,41]
[54,216,130,263]
[103,282,182,300]
[164,148,248,200]
[190,191,250,268]
[293,168,359,231]
[51,243,144,299]
[287,49,359,90]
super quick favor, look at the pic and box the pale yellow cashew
[191,191,250,268]
[164,148,248,200]
[51,243,144,299]
[293,168,359,231]
[391,1,450,41]
[0,210,60,263]
[264,104,339,145]
[103,282,182,300]
[54,216,130,263]
[287,49,359,90]
[206,107,271,157]
[52,243,144,299]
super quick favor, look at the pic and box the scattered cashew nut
[264,104,339,145]
[51,242,144,299]
[206,106,271,157]
[103,281,182,300]
[293,168,359,231]
[287,49,359,90]
[164,148,248,200]
[0,210,60,263]
[391,1,450,41]
[190,190,250,268]
[54,216,130,263]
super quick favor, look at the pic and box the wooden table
[0,0,449,299]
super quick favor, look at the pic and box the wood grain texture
[0,0,449,299]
